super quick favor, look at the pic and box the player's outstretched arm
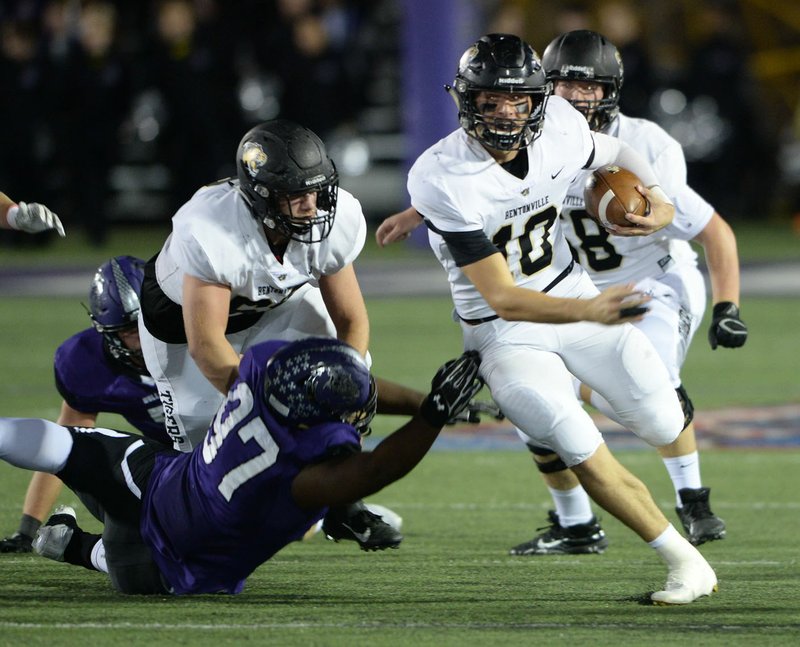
[291,351,483,508]
[375,375,503,423]
[461,253,649,325]
[375,207,424,246]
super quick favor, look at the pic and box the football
[583,165,649,228]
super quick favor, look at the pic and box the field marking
[2,621,799,631]
[379,501,800,511]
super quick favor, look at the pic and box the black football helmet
[236,119,339,243]
[447,33,550,151]
[542,30,624,133]
[263,337,377,436]
[87,255,147,373]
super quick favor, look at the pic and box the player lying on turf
[0,338,483,595]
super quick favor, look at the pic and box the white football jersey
[409,96,595,320]
[561,114,715,289]
[155,180,366,306]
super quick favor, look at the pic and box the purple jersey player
[54,329,166,443]
[1,256,168,554]
[0,338,483,595]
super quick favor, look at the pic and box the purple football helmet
[87,255,146,373]
[263,337,377,435]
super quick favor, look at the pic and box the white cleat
[32,505,77,562]
[651,557,718,605]
[364,503,403,532]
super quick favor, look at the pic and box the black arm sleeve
[424,219,500,268]
[582,140,596,170]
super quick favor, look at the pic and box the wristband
[419,395,447,428]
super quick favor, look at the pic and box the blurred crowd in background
[0,0,797,247]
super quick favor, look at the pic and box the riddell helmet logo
[561,64,595,78]
[242,142,268,178]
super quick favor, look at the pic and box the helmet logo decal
[460,45,480,69]
[304,174,326,186]
[242,141,268,178]
[560,64,595,78]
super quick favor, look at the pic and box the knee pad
[526,445,568,474]
[675,384,695,429]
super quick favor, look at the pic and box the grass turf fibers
[0,268,798,644]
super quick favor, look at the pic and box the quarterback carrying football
[381,33,717,605]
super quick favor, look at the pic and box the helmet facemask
[455,83,551,151]
[554,80,620,133]
[251,171,339,244]
[93,321,147,373]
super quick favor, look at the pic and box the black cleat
[509,510,609,555]
[322,501,403,551]
[0,532,33,553]
[676,487,726,546]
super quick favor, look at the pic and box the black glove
[446,398,505,425]
[708,301,748,350]
[419,351,483,427]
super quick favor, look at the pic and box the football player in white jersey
[502,30,747,556]
[387,34,717,604]
[138,120,404,550]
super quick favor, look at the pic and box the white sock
[662,452,702,506]
[549,485,594,527]
[0,418,72,472]
[649,524,698,567]
[90,539,108,573]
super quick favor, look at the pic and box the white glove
[8,202,65,237]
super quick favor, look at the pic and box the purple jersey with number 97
[140,340,362,594]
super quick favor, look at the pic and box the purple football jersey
[140,340,362,595]
[55,328,168,444]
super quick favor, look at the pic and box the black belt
[458,259,576,326]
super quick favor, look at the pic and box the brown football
[583,166,649,228]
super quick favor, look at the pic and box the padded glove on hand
[10,202,65,237]
[708,301,747,349]
[420,351,483,427]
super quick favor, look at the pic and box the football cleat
[32,506,78,562]
[676,487,726,546]
[0,532,33,553]
[509,510,609,555]
[322,500,403,551]
[651,554,718,605]
[363,503,403,532]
